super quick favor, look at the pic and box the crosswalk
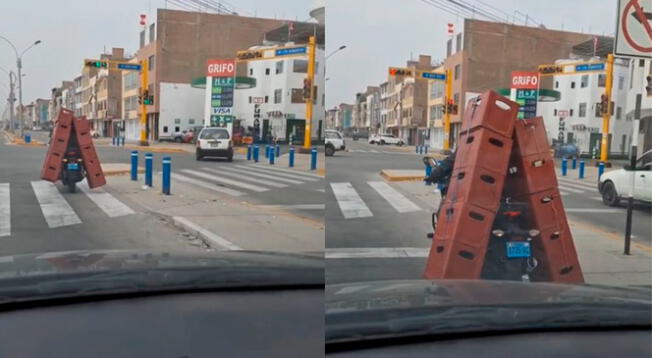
[557,177,600,198]
[1,180,135,237]
[348,149,414,155]
[171,163,323,198]
[330,181,426,219]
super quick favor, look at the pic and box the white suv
[196,127,233,161]
[377,134,404,146]
[598,150,652,206]
[325,130,345,156]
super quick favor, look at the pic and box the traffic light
[85,60,108,68]
[600,94,609,115]
[443,99,458,115]
[140,89,153,105]
[646,75,652,96]
[303,78,311,100]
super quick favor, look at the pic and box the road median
[380,169,425,182]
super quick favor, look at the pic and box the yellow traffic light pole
[303,35,316,150]
[443,69,453,151]
[139,58,149,146]
[600,54,614,162]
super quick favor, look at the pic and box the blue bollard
[276,144,280,157]
[269,147,275,165]
[24,134,31,144]
[561,158,567,176]
[253,145,259,162]
[130,151,138,181]
[425,166,432,186]
[598,162,605,180]
[424,145,428,154]
[310,148,317,170]
[145,153,153,187]
[579,160,585,179]
[572,157,577,170]
[265,145,270,159]
[247,145,252,161]
[289,146,295,167]
[162,156,171,195]
[415,145,419,154]
[122,137,126,146]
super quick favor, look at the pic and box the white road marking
[559,191,569,196]
[367,181,421,213]
[208,166,303,185]
[326,247,429,259]
[31,180,82,228]
[557,177,598,189]
[565,208,622,213]
[315,188,325,192]
[256,204,325,210]
[557,179,598,191]
[557,184,585,194]
[172,216,242,250]
[330,182,373,219]
[201,168,288,188]
[591,196,603,201]
[171,173,245,196]
[0,183,10,237]
[235,164,321,182]
[181,169,268,192]
[246,164,323,179]
[78,181,135,218]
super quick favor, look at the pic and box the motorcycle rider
[424,150,456,196]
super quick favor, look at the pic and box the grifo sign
[206,59,236,77]
[206,59,236,127]
[511,71,539,119]
[511,72,539,89]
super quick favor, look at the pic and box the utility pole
[8,72,15,131]
[139,58,149,146]
[443,68,453,151]
[599,53,614,162]
[624,93,642,255]
[302,35,316,151]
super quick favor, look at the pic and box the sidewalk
[104,174,324,254]
[251,150,325,176]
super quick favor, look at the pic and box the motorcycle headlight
[491,229,504,237]
[62,158,68,163]
[528,229,540,237]
[77,158,83,162]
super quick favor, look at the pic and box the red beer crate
[41,109,74,182]
[530,224,584,283]
[425,202,496,279]
[456,127,513,175]
[503,153,558,197]
[72,116,93,146]
[512,116,550,157]
[445,165,506,212]
[460,90,520,139]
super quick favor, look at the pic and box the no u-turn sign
[615,0,652,58]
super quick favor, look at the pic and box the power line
[420,0,473,19]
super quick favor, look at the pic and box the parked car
[183,126,204,144]
[598,150,652,206]
[325,129,346,157]
[553,142,580,159]
[368,134,379,144]
[196,127,233,161]
[377,133,404,146]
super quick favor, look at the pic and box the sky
[325,0,619,108]
[0,0,315,114]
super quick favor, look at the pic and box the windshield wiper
[326,303,652,344]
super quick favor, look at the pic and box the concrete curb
[171,216,242,250]
[104,168,146,177]
[380,169,425,182]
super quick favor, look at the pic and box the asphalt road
[325,140,652,284]
[0,132,324,256]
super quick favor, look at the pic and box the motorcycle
[423,156,539,282]
[60,136,85,193]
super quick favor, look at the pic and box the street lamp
[0,36,42,137]
[326,45,346,60]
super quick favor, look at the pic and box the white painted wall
[538,58,632,155]
[159,82,204,140]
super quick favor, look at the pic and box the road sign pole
[600,54,614,162]
[624,94,642,255]
[303,35,316,150]
[139,58,149,146]
[443,69,453,151]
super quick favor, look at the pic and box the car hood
[326,279,652,312]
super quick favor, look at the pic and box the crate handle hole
[494,99,511,111]
[436,246,444,253]
[550,232,560,240]
[488,138,504,147]
[458,250,475,260]
[469,211,484,221]
[560,266,573,275]
[480,175,495,184]
[466,136,474,144]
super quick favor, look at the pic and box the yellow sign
[388,67,413,77]
[236,49,264,61]
[538,64,564,76]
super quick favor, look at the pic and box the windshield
[200,128,230,139]
[326,131,342,139]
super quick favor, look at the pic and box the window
[291,89,305,103]
[163,126,168,133]
[555,81,559,89]
[454,65,460,80]
[189,119,195,125]
[274,89,282,104]
[200,128,229,139]
[640,59,645,67]
[430,81,444,98]
[139,30,145,48]
[580,75,589,88]
[249,68,253,76]
[554,109,558,116]
[630,63,635,89]
[325,131,341,139]
[265,68,270,75]
[455,33,462,52]
[174,118,181,124]
[616,106,622,120]
[149,23,155,43]
[598,74,606,87]
[174,126,180,133]
[265,95,269,103]
[453,93,459,105]
[579,103,586,117]
[248,96,252,103]
[275,61,283,74]
[570,81,576,89]
[570,109,574,116]
[293,59,308,73]
[618,76,624,90]
[446,39,452,57]
[148,55,155,71]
